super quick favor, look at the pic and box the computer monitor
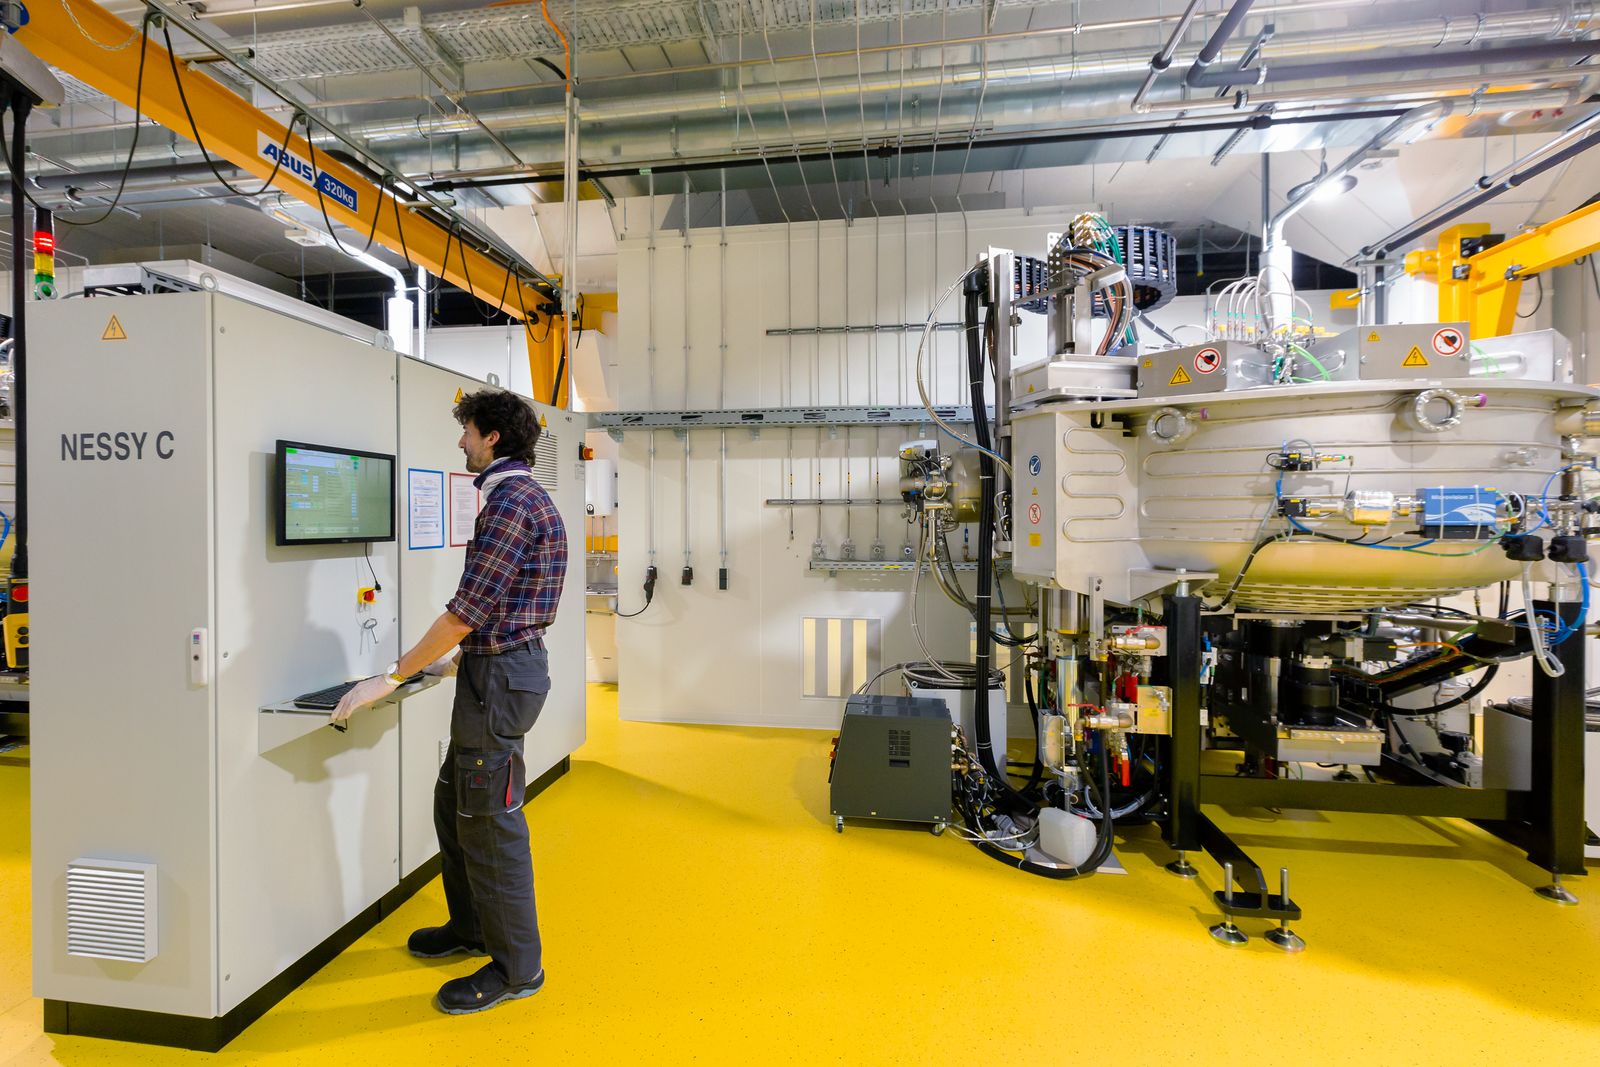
[274,440,395,546]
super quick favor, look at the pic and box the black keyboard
[293,673,424,710]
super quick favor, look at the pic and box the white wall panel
[612,208,1084,728]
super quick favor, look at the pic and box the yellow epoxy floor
[2,685,1599,1065]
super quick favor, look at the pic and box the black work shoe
[435,963,545,1015]
[408,926,488,959]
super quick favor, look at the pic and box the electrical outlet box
[1133,685,1172,735]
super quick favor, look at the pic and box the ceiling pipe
[412,84,1590,190]
[1138,68,1581,114]
[427,104,1436,191]
[1358,110,1600,258]
[1130,0,1206,113]
[1269,99,1458,246]
[325,7,1599,147]
[1261,97,1463,333]
[28,160,242,191]
[218,0,1387,83]
[1183,0,1258,91]
[1188,37,1600,88]
[35,6,1597,154]
[260,195,415,354]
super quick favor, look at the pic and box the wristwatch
[385,662,408,686]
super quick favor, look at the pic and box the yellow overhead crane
[1405,198,1600,341]
[16,0,578,406]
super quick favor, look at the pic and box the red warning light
[33,232,55,255]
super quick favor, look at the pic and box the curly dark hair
[453,388,541,463]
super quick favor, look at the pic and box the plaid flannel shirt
[448,458,569,655]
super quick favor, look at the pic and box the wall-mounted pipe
[680,175,693,586]
[717,170,728,589]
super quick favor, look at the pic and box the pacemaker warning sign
[1432,327,1464,356]
[1169,365,1193,386]
[101,315,127,341]
[1402,346,1430,368]
[1193,347,1222,374]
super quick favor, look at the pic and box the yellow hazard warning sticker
[1168,365,1193,386]
[1401,346,1429,368]
[454,388,464,403]
[102,315,127,341]
[1367,331,1380,343]
[539,414,548,428]
[1028,533,1042,547]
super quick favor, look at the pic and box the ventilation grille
[532,431,560,487]
[887,728,911,760]
[66,859,157,963]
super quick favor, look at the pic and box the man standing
[333,387,568,1015]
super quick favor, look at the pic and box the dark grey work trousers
[434,641,550,984]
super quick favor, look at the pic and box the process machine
[834,213,1597,947]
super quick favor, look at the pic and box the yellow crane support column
[19,0,568,400]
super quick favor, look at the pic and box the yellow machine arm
[17,0,572,405]
[1408,200,1600,340]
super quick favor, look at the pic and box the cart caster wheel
[834,816,844,833]
[930,822,946,836]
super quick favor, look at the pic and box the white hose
[1522,562,1566,679]
[911,517,965,686]
[914,265,1012,473]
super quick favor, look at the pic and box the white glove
[423,652,460,678]
[331,675,398,723]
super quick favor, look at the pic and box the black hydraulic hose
[966,734,1116,879]
[964,272,1001,783]
[1376,663,1499,716]
[1021,666,1046,795]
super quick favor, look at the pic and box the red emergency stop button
[11,585,28,603]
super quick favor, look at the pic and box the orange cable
[538,0,571,92]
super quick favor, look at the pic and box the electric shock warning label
[257,132,360,213]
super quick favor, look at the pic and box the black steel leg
[1162,594,1203,874]
[1200,812,1302,921]
[1529,599,1586,901]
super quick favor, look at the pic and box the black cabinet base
[44,755,570,1052]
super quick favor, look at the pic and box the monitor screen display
[275,440,395,546]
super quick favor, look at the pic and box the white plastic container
[1036,808,1098,867]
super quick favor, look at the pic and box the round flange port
[1402,388,1465,434]
[1145,406,1194,445]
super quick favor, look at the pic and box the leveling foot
[1165,851,1198,879]
[1535,875,1579,905]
